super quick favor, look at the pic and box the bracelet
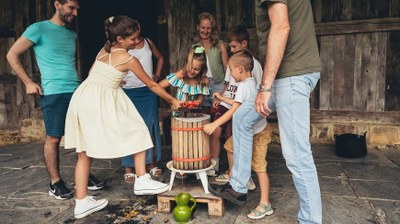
[258,85,272,93]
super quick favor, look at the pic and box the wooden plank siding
[319,32,388,111]
[313,0,400,111]
[315,17,400,34]
[316,17,399,111]
[164,0,197,72]
[0,0,398,136]
[313,0,398,22]
[0,0,51,129]
[386,31,400,110]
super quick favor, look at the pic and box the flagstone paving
[0,142,399,223]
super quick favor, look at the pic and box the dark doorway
[76,1,159,79]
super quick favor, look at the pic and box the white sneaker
[247,177,256,191]
[74,196,108,219]
[134,173,169,195]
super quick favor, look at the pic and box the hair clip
[194,46,205,54]
[108,16,114,23]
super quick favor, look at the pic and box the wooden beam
[267,110,400,125]
[315,17,400,36]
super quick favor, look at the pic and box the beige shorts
[224,126,271,172]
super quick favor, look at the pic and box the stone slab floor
[0,142,399,224]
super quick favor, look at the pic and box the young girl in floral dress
[158,45,210,179]
[159,45,210,116]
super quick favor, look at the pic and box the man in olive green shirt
[209,1,322,223]
[254,1,322,223]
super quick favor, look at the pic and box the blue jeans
[231,72,322,224]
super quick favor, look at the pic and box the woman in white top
[121,32,165,183]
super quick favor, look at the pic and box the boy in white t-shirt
[207,25,263,178]
[203,50,257,137]
[205,26,273,220]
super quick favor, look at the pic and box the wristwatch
[258,85,272,93]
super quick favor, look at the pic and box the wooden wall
[312,0,400,111]
[0,0,54,129]
[0,0,399,132]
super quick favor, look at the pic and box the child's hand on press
[203,123,217,135]
[171,99,182,111]
[212,92,222,100]
[212,100,220,108]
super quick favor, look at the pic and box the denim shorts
[39,93,73,138]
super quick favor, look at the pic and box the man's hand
[255,91,272,117]
[26,82,42,95]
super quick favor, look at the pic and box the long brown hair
[103,15,140,52]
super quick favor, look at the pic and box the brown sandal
[124,173,135,183]
[149,167,162,177]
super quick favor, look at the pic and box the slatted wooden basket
[171,114,211,170]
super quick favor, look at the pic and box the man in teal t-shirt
[23,20,80,95]
[6,0,103,200]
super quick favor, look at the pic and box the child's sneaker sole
[74,199,108,219]
[134,184,169,195]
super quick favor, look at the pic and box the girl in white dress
[64,15,181,219]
